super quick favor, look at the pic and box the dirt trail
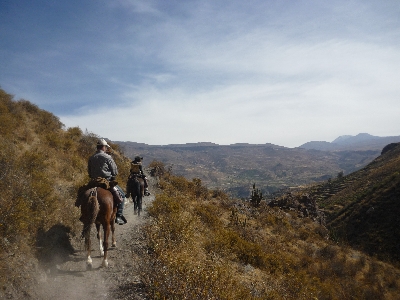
[31,190,154,300]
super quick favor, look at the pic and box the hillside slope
[0,88,131,298]
[136,168,400,299]
[305,143,400,263]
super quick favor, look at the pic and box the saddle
[88,177,110,190]
[75,177,118,207]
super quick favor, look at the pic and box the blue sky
[1,0,399,147]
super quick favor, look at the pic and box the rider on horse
[127,156,150,196]
[87,139,127,225]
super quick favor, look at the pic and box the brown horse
[79,187,117,269]
[126,175,144,216]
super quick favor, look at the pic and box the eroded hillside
[303,143,400,263]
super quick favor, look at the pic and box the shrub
[193,203,222,229]
[140,169,400,300]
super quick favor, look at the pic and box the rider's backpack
[130,162,141,174]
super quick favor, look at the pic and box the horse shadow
[36,224,89,275]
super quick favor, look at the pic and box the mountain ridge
[300,133,400,151]
[117,140,381,198]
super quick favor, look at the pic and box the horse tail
[134,177,142,195]
[127,175,140,195]
[88,191,100,223]
[139,178,145,196]
[82,188,100,238]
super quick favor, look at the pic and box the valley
[117,141,381,198]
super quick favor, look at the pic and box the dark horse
[126,175,144,216]
[79,187,117,268]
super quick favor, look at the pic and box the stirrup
[115,216,125,225]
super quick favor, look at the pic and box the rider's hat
[134,156,143,162]
[97,138,110,148]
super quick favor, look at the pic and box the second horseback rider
[129,156,150,196]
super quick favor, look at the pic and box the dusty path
[32,190,154,300]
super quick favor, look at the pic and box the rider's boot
[115,200,127,225]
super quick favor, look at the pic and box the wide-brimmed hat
[97,138,110,148]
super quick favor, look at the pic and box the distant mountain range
[116,133,398,198]
[299,133,400,151]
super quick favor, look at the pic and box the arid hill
[301,142,400,263]
[136,164,400,299]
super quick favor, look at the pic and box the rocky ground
[29,183,155,300]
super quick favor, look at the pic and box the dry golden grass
[139,172,400,299]
[0,89,131,293]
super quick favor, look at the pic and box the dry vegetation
[137,165,400,299]
[1,87,400,299]
[0,89,130,296]
[303,143,400,264]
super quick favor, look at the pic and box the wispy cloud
[2,0,400,146]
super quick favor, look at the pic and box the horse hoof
[102,260,108,268]
[86,263,93,270]
[112,242,117,248]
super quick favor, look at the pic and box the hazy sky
[1,0,399,147]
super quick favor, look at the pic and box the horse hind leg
[84,225,93,270]
[96,223,104,257]
[101,223,111,267]
[87,255,93,270]
[133,196,138,215]
[138,180,144,216]
[102,255,108,268]
[137,199,141,216]
[133,193,138,214]
[111,217,116,247]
